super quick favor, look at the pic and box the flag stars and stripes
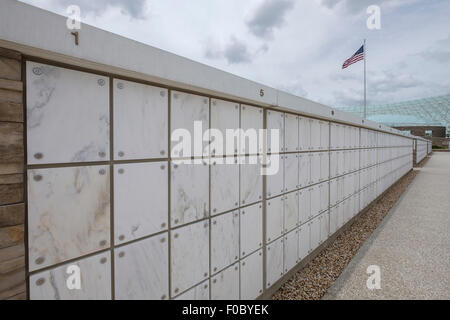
[342,45,365,69]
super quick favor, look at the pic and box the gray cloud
[419,34,450,63]
[320,0,417,15]
[246,0,294,38]
[58,0,148,19]
[204,37,269,64]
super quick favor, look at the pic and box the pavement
[323,152,450,300]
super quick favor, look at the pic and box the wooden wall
[0,47,26,300]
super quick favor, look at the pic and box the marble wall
[25,61,413,300]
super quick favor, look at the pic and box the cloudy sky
[19,0,450,107]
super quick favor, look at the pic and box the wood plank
[0,243,25,263]
[0,101,23,122]
[0,183,23,206]
[0,204,25,227]
[0,273,26,298]
[0,57,21,81]
[0,225,24,249]
[0,256,25,274]
[0,88,22,104]
[0,48,21,61]
[0,79,22,92]
[7,291,26,300]
[0,163,23,175]
[0,122,24,165]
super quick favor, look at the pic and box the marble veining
[26,62,109,164]
[211,159,239,215]
[284,153,299,192]
[266,154,284,198]
[174,280,210,300]
[211,263,240,300]
[171,220,209,296]
[266,237,284,287]
[114,233,169,300]
[171,162,209,227]
[29,252,111,300]
[240,105,263,155]
[240,156,262,205]
[266,110,284,153]
[284,229,298,273]
[28,165,110,271]
[284,191,298,233]
[114,162,168,244]
[240,249,263,300]
[211,211,240,273]
[171,91,209,158]
[211,99,240,156]
[266,196,283,243]
[240,202,263,258]
[113,79,168,160]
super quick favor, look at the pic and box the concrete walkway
[324,153,450,300]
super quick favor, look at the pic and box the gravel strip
[272,169,418,300]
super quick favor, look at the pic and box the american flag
[342,45,365,69]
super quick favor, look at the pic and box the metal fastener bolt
[118,168,124,174]
[161,223,166,228]
[35,257,45,265]
[160,150,166,155]
[174,233,179,239]
[32,67,43,75]
[36,278,45,286]
[34,153,43,160]
[160,237,166,243]
[99,169,106,175]
[213,279,217,284]
[175,288,179,293]
[119,235,125,241]
[214,267,217,272]
[161,294,166,300]
[99,240,107,246]
[160,165,165,170]
[118,151,125,157]
[160,91,165,97]
[98,79,106,86]
[174,219,179,224]
[33,175,43,182]
[118,252,125,258]
[204,272,208,277]
[100,257,107,264]
[99,152,106,158]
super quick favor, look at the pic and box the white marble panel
[284,191,299,233]
[310,153,321,184]
[211,211,239,274]
[298,188,310,225]
[27,62,109,164]
[211,263,240,300]
[240,202,263,257]
[298,224,310,260]
[240,249,263,300]
[266,237,284,288]
[114,162,168,244]
[30,251,111,300]
[320,121,329,150]
[298,117,311,151]
[171,91,209,158]
[310,184,320,218]
[284,113,299,152]
[298,153,311,188]
[266,196,284,243]
[171,220,209,296]
[319,182,329,213]
[283,229,298,273]
[284,153,299,192]
[330,123,338,150]
[211,158,239,215]
[211,99,240,156]
[338,125,346,149]
[28,165,110,271]
[171,162,209,227]
[174,280,209,300]
[113,79,168,160]
[240,156,263,206]
[319,211,329,244]
[114,233,169,300]
[330,178,338,206]
[310,119,321,151]
[329,205,339,235]
[338,200,345,229]
[309,215,320,252]
[241,105,263,155]
[320,152,329,182]
[266,154,284,198]
[330,151,338,178]
[266,110,284,153]
[337,151,345,176]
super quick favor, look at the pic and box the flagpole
[363,39,367,119]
